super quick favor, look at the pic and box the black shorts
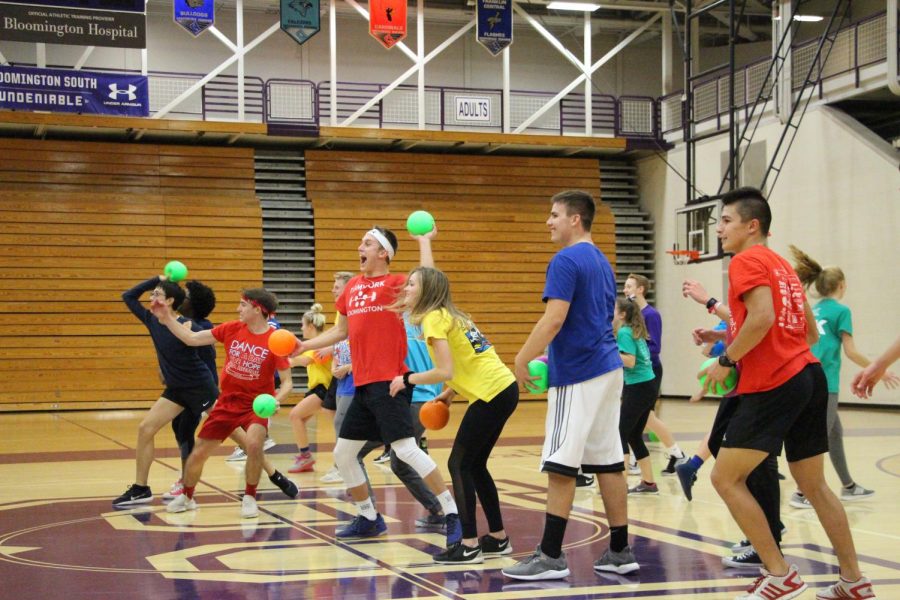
[339,381,414,444]
[162,380,219,417]
[305,383,328,400]
[321,379,338,410]
[707,395,739,458]
[721,363,829,463]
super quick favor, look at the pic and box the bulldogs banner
[368,0,406,49]
[0,65,149,117]
[476,0,512,56]
[174,0,213,36]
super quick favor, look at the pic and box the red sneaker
[737,564,807,600]
[288,453,315,473]
[816,575,876,599]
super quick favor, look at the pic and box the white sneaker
[320,466,344,484]
[841,484,874,502]
[241,495,259,518]
[162,479,184,500]
[167,493,197,513]
[263,437,276,452]
[789,491,813,509]
[225,447,247,462]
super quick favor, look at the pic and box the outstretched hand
[692,327,724,345]
[682,279,710,305]
[412,225,438,241]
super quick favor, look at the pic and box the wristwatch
[402,371,414,387]
[706,297,719,314]
[718,353,737,368]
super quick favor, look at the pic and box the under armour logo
[108,84,137,101]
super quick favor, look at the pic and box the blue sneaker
[445,513,462,546]
[336,514,387,539]
[675,461,699,501]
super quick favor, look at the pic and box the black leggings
[171,410,202,463]
[619,378,658,461]
[448,382,518,540]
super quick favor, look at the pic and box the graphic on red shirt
[728,245,817,394]
[211,320,290,399]
[336,274,407,386]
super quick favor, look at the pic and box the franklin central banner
[0,65,149,116]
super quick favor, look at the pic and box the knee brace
[334,438,368,488]
[391,437,437,478]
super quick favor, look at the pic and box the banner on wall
[369,0,406,49]
[0,65,149,116]
[280,0,319,45]
[476,0,512,56]
[173,0,213,36]
[0,1,147,48]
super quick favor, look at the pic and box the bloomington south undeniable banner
[476,0,512,56]
[368,0,406,49]
[0,65,150,116]
[0,0,147,48]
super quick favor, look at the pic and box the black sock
[610,525,628,552]
[540,513,568,559]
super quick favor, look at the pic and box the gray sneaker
[415,513,447,531]
[593,546,639,575]
[841,484,875,502]
[502,545,570,581]
[628,481,659,495]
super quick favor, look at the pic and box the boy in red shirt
[151,288,293,519]
[701,188,874,600]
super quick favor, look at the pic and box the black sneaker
[722,548,763,569]
[113,483,152,507]
[575,474,595,487]
[269,471,299,499]
[661,454,687,475]
[434,542,484,564]
[480,534,513,557]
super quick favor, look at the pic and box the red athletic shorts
[198,393,268,441]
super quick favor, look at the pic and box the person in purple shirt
[623,274,686,474]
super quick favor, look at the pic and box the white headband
[366,229,395,259]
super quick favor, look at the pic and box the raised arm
[151,303,216,346]
[122,277,161,322]
[416,227,438,268]
[297,313,349,354]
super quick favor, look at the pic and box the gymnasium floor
[1,400,898,600]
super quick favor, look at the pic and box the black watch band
[705,297,719,311]
[718,353,737,368]
[402,371,414,387]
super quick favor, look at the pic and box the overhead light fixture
[773,14,824,22]
[547,2,601,11]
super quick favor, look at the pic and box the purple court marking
[875,452,900,479]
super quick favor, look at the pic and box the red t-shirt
[336,273,407,386]
[728,245,817,394]
[211,320,291,401]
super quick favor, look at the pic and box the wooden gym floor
[0,400,898,599]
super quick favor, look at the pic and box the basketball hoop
[666,249,701,265]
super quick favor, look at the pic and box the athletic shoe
[789,491,813,509]
[434,542,484,564]
[415,513,447,531]
[336,514,387,539]
[815,575,875,599]
[675,461,699,501]
[225,447,247,462]
[112,484,153,507]
[288,452,315,473]
[445,513,462,546]
[841,484,875,502]
[576,474,595,487]
[373,449,391,464]
[502,545,570,581]
[320,466,343,484]
[627,456,641,476]
[731,538,753,554]
[166,493,198,513]
[480,534,512,557]
[736,564,807,600]
[628,481,659,495]
[269,471,299,498]
[263,437,276,451]
[661,454,688,476]
[241,494,259,518]
[723,548,764,569]
[593,546,639,575]
[162,479,184,500]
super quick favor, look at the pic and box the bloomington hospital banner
[0,65,149,116]
[0,0,146,48]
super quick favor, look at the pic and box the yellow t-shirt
[303,350,333,390]
[420,308,515,403]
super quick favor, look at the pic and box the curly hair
[184,280,216,320]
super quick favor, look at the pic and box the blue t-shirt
[404,315,442,403]
[710,320,728,357]
[333,339,355,396]
[543,242,623,387]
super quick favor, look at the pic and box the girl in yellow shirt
[288,304,332,473]
[389,266,518,565]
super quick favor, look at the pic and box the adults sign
[0,65,149,116]
[280,0,319,45]
[0,1,146,48]
[454,96,491,122]
[369,0,406,49]
[476,0,512,56]
[174,0,214,36]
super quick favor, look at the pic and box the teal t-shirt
[616,325,656,385]
[811,298,853,393]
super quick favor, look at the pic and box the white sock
[668,445,684,458]
[356,498,378,520]
[436,490,458,515]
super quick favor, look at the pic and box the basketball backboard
[674,199,721,260]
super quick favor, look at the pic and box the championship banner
[0,65,149,117]
[174,0,213,36]
[0,2,147,48]
[476,0,512,56]
[368,0,406,49]
[280,0,319,45]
